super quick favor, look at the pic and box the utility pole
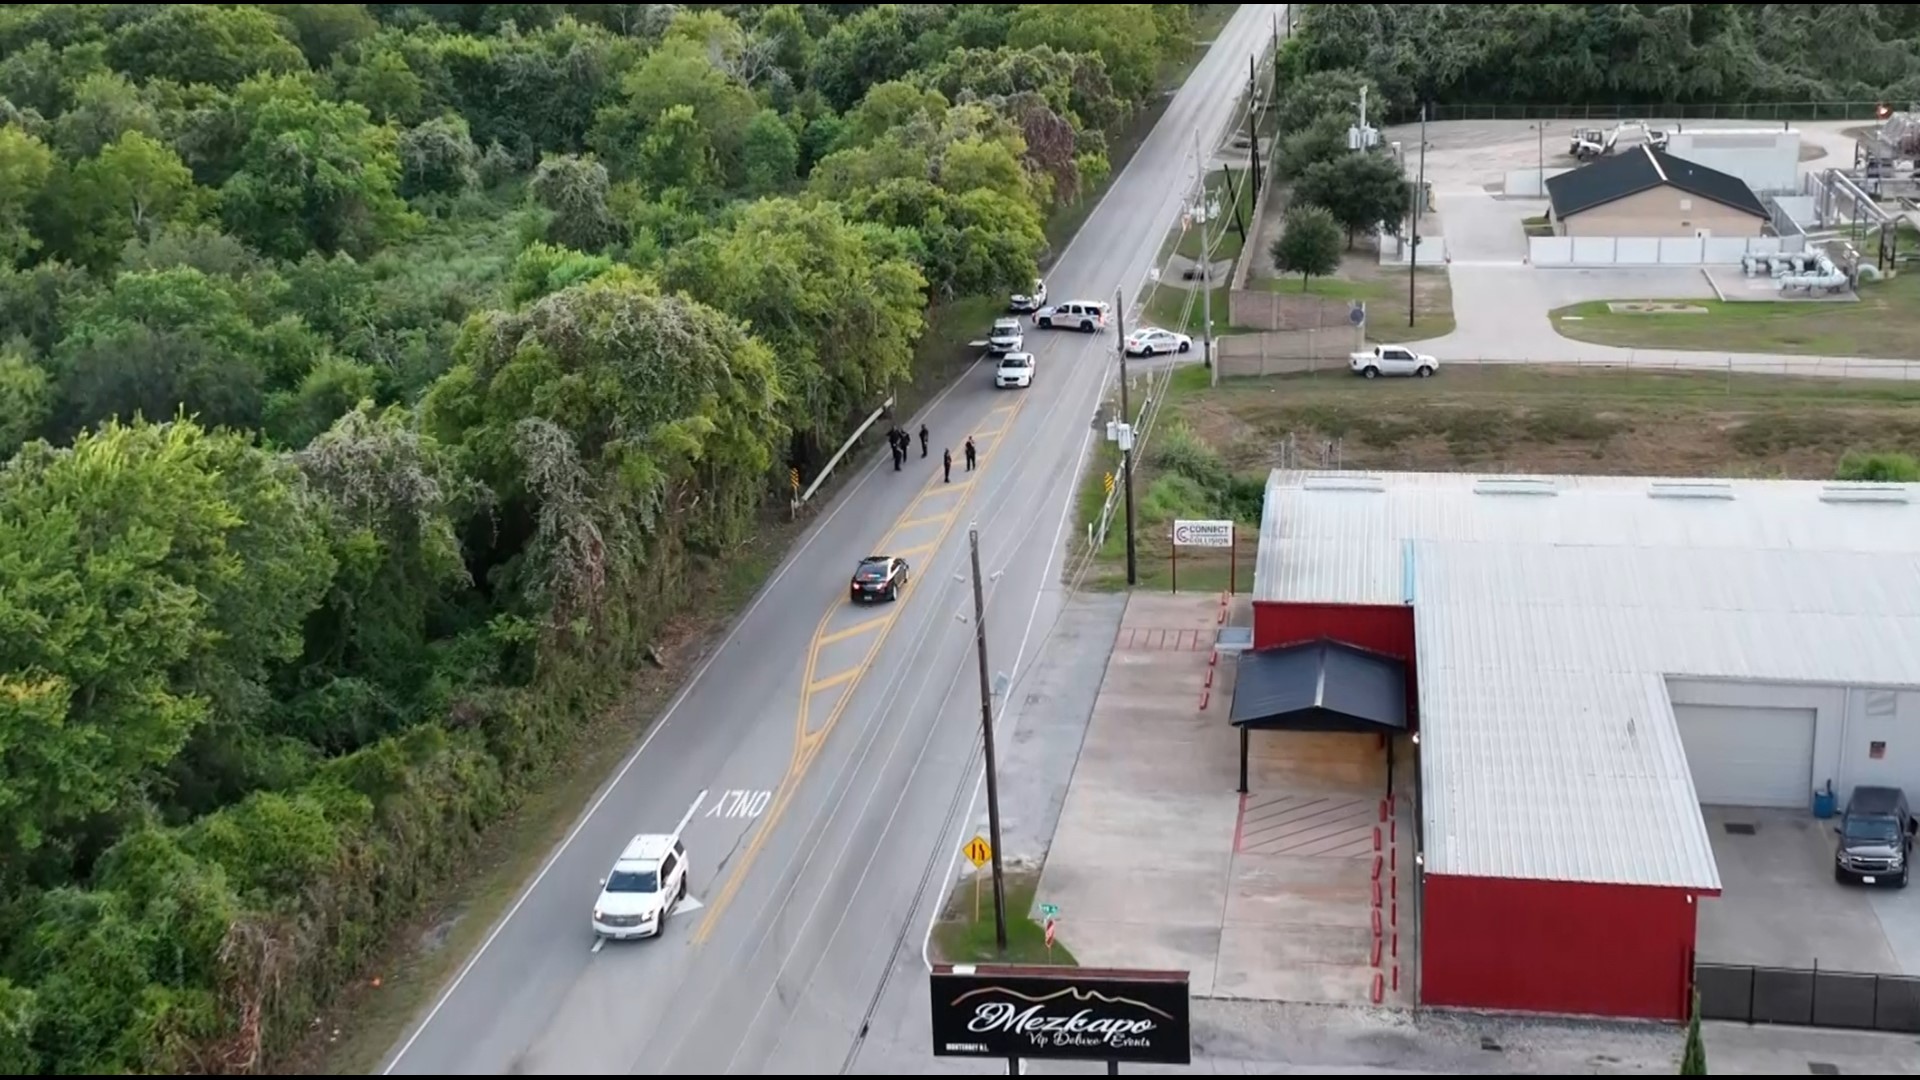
[1247,56,1263,197]
[1194,129,1217,387]
[1113,287,1137,586]
[968,526,1010,953]
[1407,103,1426,329]
[1536,121,1545,193]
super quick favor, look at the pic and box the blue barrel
[1813,786,1837,819]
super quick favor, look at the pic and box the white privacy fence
[1529,234,1806,267]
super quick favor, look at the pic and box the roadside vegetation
[932,870,1077,968]
[0,3,1227,1073]
[1278,4,1920,115]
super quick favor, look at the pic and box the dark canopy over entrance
[1230,638,1408,794]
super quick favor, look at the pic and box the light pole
[967,526,1010,952]
[1407,103,1426,328]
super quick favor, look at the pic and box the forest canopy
[0,3,1208,1072]
[1280,3,1920,116]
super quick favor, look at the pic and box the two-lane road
[381,8,1281,1074]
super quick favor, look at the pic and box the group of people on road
[885,423,977,483]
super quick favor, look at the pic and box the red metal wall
[1421,874,1701,1021]
[1252,602,1417,727]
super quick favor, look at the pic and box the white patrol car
[994,351,1035,389]
[592,833,689,940]
[1032,300,1109,332]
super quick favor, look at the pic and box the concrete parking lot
[1037,594,1413,1007]
[1696,805,1920,977]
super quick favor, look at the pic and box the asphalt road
[380,8,1281,1074]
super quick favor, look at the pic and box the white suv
[987,317,1024,354]
[1009,278,1047,313]
[995,351,1035,389]
[592,834,689,940]
[1033,300,1109,332]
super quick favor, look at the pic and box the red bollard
[1391,875,1397,901]
[1371,974,1385,1004]
[1378,800,1388,823]
[1372,827,1382,852]
[1391,818,1397,843]
[1199,689,1209,710]
[1391,901,1397,927]
[1391,932,1398,958]
[1371,880,1382,908]
[1371,856,1382,881]
[1370,936,1382,967]
[1371,909,1382,937]
[1392,966,1400,992]
[1204,667,1213,688]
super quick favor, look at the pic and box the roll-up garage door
[1673,704,1816,808]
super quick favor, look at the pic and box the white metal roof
[1254,470,1920,890]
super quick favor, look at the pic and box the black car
[850,555,910,602]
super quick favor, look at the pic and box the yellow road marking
[891,542,937,560]
[691,390,1034,945]
[807,669,859,694]
[972,426,1005,439]
[817,615,889,647]
[896,513,951,530]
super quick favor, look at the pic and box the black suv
[1835,785,1916,887]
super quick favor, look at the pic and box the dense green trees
[0,3,1211,1072]
[1281,4,1920,115]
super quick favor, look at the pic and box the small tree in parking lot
[1680,988,1707,1074]
[1270,204,1340,290]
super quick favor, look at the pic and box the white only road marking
[380,365,984,1073]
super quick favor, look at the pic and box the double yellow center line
[691,390,1032,943]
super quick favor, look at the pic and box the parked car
[1349,345,1438,378]
[1033,300,1109,332]
[994,351,1035,389]
[1835,785,1916,887]
[1009,278,1047,313]
[987,317,1024,354]
[1125,327,1192,357]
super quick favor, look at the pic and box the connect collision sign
[928,965,1191,1064]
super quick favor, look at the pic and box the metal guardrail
[1411,101,1889,124]
[1697,962,1920,1034]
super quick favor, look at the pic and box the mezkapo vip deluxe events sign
[928,965,1192,1065]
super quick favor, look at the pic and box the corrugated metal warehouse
[1247,470,1920,1021]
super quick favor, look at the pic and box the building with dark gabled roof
[1546,145,1770,239]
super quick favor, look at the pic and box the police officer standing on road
[964,436,977,472]
[889,428,904,470]
[942,447,953,483]
[919,424,930,458]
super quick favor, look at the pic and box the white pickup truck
[1349,345,1438,379]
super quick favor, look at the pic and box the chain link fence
[1409,101,1890,124]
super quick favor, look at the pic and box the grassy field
[1549,269,1920,359]
[1259,253,1456,344]
[1076,361,1920,591]
[930,870,1079,967]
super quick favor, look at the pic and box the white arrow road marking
[591,938,604,954]
[672,894,705,915]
